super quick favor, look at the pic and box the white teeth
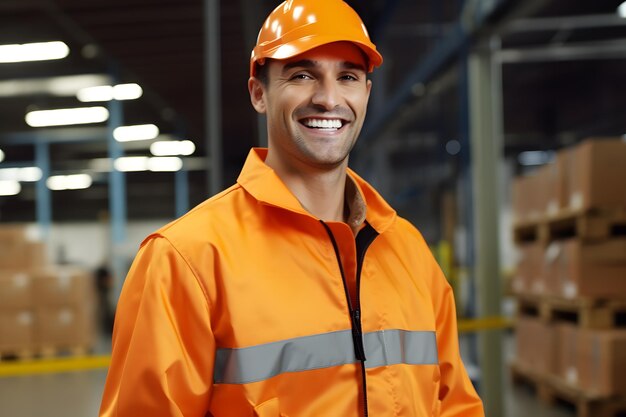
[303,119,343,129]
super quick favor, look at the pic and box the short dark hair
[254,62,269,86]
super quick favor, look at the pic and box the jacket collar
[237,148,396,233]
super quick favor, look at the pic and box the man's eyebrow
[282,59,367,73]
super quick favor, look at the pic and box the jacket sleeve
[417,233,485,417]
[99,235,215,417]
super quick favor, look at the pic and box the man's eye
[340,74,358,81]
[291,73,312,80]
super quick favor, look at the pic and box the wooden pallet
[514,208,626,243]
[0,345,91,361]
[516,294,626,329]
[0,349,35,361]
[38,345,91,358]
[511,361,626,417]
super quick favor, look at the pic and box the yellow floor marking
[0,355,110,378]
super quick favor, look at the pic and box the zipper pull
[351,309,367,361]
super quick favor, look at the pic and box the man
[99,1,485,416]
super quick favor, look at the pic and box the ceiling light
[46,174,92,191]
[0,167,43,182]
[148,157,183,172]
[0,180,21,196]
[0,74,111,98]
[619,2,626,18]
[25,107,109,127]
[150,140,196,156]
[518,150,555,166]
[114,156,149,172]
[445,140,461,155]
[113,156,183,172]
[0,41,69,63]
[17,167,43,182]
[113,124,159,142]
[77,83,143,102]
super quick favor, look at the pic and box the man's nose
[311,79,339,110]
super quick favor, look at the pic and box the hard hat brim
[251,35,383,77]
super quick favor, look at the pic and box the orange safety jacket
[100,148,484,417]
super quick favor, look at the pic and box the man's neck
[265,153,348,223]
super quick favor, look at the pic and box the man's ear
[248,77,267,114]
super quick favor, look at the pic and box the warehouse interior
[1,0,626,416]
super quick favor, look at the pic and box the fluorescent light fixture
[114,156,149,172]
[518,150,555,166]
[0,41,69,63]
[46,174,92,191]
[0,167,43,182]
[17,167,43,182]
[77,83,143,102]
[0,149,4,163]
[113,156,182,172]
[150,140,196,156]
[25,107,109,127]
[113,124,159,142]
[618,1,626,18]
[0,180,21,196]
[148,157,183,172]
[0,74,111,98]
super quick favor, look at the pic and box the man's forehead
[276,42,368,71]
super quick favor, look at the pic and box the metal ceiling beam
[358,0,553,148]
[358,0,514,146]
[505,13,626,33]
[497,38,626,63]
[0,127,107,145]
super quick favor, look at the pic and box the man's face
[249,41,372,171]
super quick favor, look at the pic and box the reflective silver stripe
[363,329,438,369]
[214,329,438,385]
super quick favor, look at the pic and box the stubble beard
[291,127,358,170]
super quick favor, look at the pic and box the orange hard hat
[250,0,383,77]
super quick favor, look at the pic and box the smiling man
[99,1,485,416]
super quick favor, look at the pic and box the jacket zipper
[320,221,379,417]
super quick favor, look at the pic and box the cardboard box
[545,238,626,299]
[35,305,96,348]
[32,267,95,307]
[564,138,626,211]
[515,317,558,375]
[0,310,35,352]
[0,224,40,244]
[512,243,544,295]
[556,323,579,386]
[0,270,33,310]
[0,241,46,269]
[577,329,626,397]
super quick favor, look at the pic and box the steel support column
[204,0,223,195]
[175,168,189,218]
[34,140,51,238]
[107,94,127,302]
[468,40,504,417]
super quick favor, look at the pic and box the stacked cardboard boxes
[511,138,626,405]
[0,225,96,357]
